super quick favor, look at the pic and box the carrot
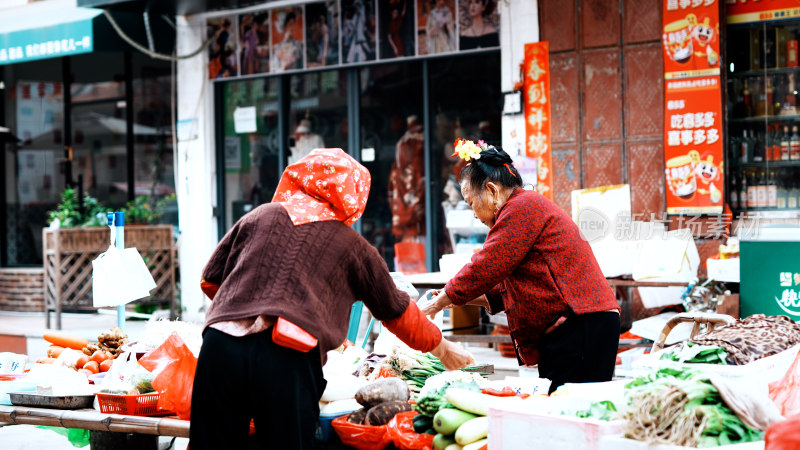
[42,332,89,351]
[91,350,110,364]
[47,345,65,358]
[75,355,90,369]
[99,359,113,373]
[83,361,99,374]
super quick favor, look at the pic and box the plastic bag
[92,224,156,307]
[765,412,800,450]
[386,411,434,450]
[768,347,800,417]
[138,334,197,420]
[331,415,392,450]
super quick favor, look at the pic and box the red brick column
[0,268,45,312]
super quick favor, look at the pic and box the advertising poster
[727,0,800,24]
[239,11,270,75]
[342,0,377,63]
[417,0,457,56]
[664,77,725,214]
[306,1,340,67]
[662,0,724,215]
[379,0,415,59]
[458,0,499,50]
[207,16,239,79]
[271,6,305,72]
[662,0,720,79]
[523,42,552,199]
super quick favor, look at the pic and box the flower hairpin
[452,139,489,162]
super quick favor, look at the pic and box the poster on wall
[523,42,553,199]
[271,6,305,72]
[726,0,800,24]
[208,16,239,79]
[662,0,724,215]
[417,0,457,56]
[342,0,377,63]
[306,1,340,67]
[662,0,720,80]
[458,0,499,50]
[664,77,724,214]
[379,0,415,59]
[239,11,271,75]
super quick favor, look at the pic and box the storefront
[174,0,538,317]
[0,0,176,310]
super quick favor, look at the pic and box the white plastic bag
[92,224,156,307]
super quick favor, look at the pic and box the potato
[355,377,410,408]
[346,408,367,424]
[365,400,412,426]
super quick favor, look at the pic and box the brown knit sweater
[202,203,410,364]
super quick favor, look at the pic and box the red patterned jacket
[444,188,619,365]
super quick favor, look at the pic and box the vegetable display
[660,343,728,365]
[622,368,764,447]
[387,346,446,399]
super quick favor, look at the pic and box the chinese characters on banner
[523,42,553,199]
[726,0,800,24]
[778,271,800,317]
[663,0,724,214]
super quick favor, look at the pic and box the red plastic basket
[96,392,173,417]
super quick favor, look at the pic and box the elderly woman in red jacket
[192,148,473,450]
[422,140,620,393]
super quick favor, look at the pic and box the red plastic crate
[96,392,173,417]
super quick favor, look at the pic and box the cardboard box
[599,435,764,450]
[633,230,699,309]
[489,406,624,450]
[450,305,481,335]
[715,294,740,319]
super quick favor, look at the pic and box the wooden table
[0,405,189,437]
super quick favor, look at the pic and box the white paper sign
[233,106,257,134]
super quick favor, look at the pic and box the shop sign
[777,271,800,317]
[0,26,94,65]
[663,0,721,79]
[523,42,552,200]
[207,0,500,79]
[663,0,724,215]
[726,0,800,24]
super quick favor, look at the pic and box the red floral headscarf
[272,148,371,226]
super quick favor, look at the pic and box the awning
[0,4,104,65]
[0,1,174,66]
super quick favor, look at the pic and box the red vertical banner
[663,0,724,214]
[524,42,553,199]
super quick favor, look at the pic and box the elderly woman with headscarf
[190,148,474,449]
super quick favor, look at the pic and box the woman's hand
[431,338,476,370]
[419,289,452,318]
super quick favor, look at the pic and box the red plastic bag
[138,334,198,420]
[386,411,434,450]
[331,415,392,450]
[766,413,800,450]
[768,347,800,417]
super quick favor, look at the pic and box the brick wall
[0,268,45,312]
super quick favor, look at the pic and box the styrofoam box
[599,435,764,450]
[488,403,624,450]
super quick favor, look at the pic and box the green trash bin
[740,227,800,319]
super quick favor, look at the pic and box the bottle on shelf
[741,129,752,163]
[743,79,753,117]
[766,77,776,115]
[789,173,800,209]
[747,169,757,209]
[792,126,800,160]
[777,169,788,209]
[730,172,739,210]
[782,125,792,160]
[785,72,798,115]
[753,130,765,163]
[767,170,778,208]
[788,36,799,68]
[767,125,778,161]
[739,169,748,210]
[758,169,768,208]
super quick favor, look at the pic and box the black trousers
[190,327,327,450]
[537,311,620,394]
